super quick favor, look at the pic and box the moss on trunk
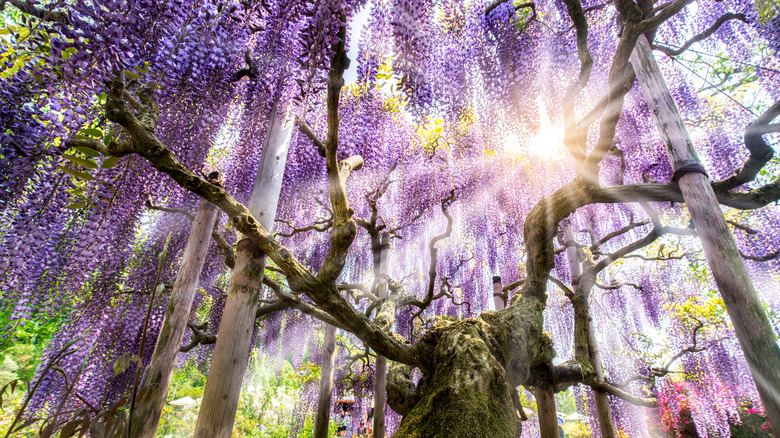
[394,319,522,438]
[392,294,550,438]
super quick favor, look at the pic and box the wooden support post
[563,226,615,438]
[535,379,559,438]
[194,103,294,438]
[587,319,614,438]
[131,199,220,438]
[492,276,505,310]
[630,34,780,429]
[373,232,390,438]
[313,324,338,438]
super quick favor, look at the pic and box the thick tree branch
[318,19,362,286]
[386,363,421,416]
[1,0,69,23]
[712,100,780,192]
[741,249,780,262]
[422,191,455,309]
[562,0,594,165]
[103,72,414,365]
[638,0,695,33]
[595,281,643,291]
[513,166,780,306]
[580,8,643,177]
[503,278,525,293]
[653,13,748,57]
[295,117,326,157]
[180,322,216,353]
[594,382,658,407]
[262,276,349,331]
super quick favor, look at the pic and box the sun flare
[502,126,564,159]
[529,125,564,159]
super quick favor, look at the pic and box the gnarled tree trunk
[388,296,548,438]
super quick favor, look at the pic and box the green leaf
[74,146,101,157]
[101,156,121,169]
[63,154,98,169]
[112,353,140,376]
[80,128,103,138]
[124,69,142,81]
[134,62,149,74]
[40,422,54,438]
[60,166,95,181]
[65,202,87,209]
[60,418,83,438]
[13,417,41,432]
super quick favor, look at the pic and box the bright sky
[344,3,372,84]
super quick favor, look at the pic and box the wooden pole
[586,316,615,438]
[492,276,505,310]
[373,232,390,438]
[535,379,559,438]
[313,323,337,438]
[131,199,220,438]
[630,34,780,429]
[194,103,294,438]
[563,226,615,438]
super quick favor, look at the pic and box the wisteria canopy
[1,0,779,437]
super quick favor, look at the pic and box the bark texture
[564,226,616,438]
[132,199,219,438]
[631,35,780,429]
[194,103,294,437]
[313,324,337,438]
[389,297,549,438]
[194,243,266,438]
[374,232,390,438]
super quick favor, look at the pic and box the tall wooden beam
[194,103,294,437]
[535,378,559,438]
[131,199,220,438]
[630,34,780,429]
[313,323,338,438]
[563,226,615,438]
[492,276,505,310]
[373,232,390,438]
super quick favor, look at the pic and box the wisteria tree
[1,0,779,437]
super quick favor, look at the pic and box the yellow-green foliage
[756,0,780,22]
[0,356,19,387]
[562,420,592,438]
